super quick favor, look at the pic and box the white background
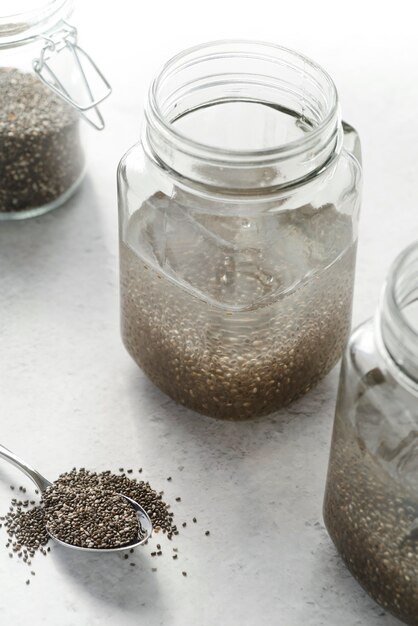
[0,1,416,625]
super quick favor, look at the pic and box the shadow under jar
[0,0,110,220]
[324,243,418,625]
[118,41,362,420]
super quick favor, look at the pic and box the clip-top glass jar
[0,0,111,220]
[118,41,362,419]
[324,242,418,625]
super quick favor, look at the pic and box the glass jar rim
[385,241,418,340]
[0,0,73,49]
[146,39,339,162]
[380,241,418,385]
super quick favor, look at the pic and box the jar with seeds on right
[324,242,418,625]
[118,41,362,419]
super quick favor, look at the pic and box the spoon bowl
[0,444,152,551]
[46,494,153,552]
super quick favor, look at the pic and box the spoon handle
[0,444,51,492]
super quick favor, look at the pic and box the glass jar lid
[0,0,73,48]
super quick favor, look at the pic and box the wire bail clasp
[33,22,111,130]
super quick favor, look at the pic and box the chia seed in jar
[0,68,84,217]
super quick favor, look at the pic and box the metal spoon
[0,444,152,552]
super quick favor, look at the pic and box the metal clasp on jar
[32,21,111,130]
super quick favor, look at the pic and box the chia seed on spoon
[1,466,207,580]
[1,468,175,556]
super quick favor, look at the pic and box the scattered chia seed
[0,68,84,216]
[205,531,210,536]
[182,571,187,577]
[193,518,197,523]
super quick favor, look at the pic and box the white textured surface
[0,2,416,624]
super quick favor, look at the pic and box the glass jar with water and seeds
[118,41,362,419]
[324,242,418,625]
